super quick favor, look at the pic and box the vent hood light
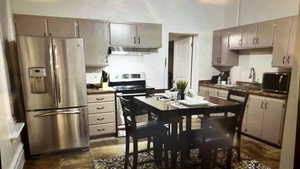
[108,47,158,56]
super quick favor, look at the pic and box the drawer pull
[96,98,105,101]
[96,107,105,110]
[97,117,105,121]
[97,128,105,132]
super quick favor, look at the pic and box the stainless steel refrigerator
[17,36,89,155]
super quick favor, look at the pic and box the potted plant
[176,80,188,100]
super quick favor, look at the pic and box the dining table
[134,95,243,169]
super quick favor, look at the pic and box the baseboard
[10,143,25,169]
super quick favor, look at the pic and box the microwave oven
[262,72,290,94]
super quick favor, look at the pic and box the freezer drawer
[26,107,89,155]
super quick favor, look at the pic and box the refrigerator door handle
[35,111,81,117]
[52,43,61,104]
[49,38,58,106]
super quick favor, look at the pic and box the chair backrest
[226,90,249,131]
[119,97,137,129]
[206,116,237,137]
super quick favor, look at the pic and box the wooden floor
[24,118,281,169]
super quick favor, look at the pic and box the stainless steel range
[109,72,154,136]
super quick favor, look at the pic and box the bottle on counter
[217,76,221,84]
[227,76,231,85]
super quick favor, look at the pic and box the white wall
[239,0,299,25]
[0,0,25,169]
[231,54,279,83]
[11,0,238,89]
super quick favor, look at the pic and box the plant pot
[177,91,185,100]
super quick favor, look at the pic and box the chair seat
[180,128,231,147]
[128,121,168,139]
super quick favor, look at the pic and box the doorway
[168,33,195,89]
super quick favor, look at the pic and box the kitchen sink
[215,84,261,91]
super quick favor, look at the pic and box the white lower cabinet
[199,86,210,97]
[261,97,286,145]
[243,95,286,146]
[88,93,116,137]
[243,95,264,138]
[198,86,228,99]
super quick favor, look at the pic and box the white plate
[178,99,209,107]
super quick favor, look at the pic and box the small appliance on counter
[211,71,230,84]
[100,70,110,89]
[262,72,290,94]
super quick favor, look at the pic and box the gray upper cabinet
[109,23,162,48]
[14,15,79,38]
[14,14,47,36]
[228,27,242,49]
[212,30,222,66]
[78,20,109,67]
[255,21,275,48]
[47,17,79,38]
[109,23,136,47]
[241,24,257,49]
[136,23,162,48]
[272,17,292,67]
[286,16,298,67]
[220,29,239,66]
[228,21,274,49]
[215,15,297,68]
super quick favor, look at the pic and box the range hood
[108,46,158,56]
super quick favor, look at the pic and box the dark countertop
[87,88,116,95]
[199,82,288,100]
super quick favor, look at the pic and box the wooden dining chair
[226,90,249,161]
[200,89,249,161]
[180,115,238,169]
[120,97,168,169]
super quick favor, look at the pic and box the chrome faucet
[249,67,256,82]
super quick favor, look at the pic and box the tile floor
[23,135,280,169]
[23,117,280,169]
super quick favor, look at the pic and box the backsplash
[231,54,279,84]
[86,72,102,84]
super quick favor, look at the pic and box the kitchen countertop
[87,88,116,95]
[199,82,288,100]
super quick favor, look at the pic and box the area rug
[93,150,271,169]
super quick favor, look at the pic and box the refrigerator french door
[17,36,89,155]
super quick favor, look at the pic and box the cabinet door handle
[96,107,105,110]
[138,37,141,44]
[264,102,268,110]
[287,56,290,64]
[134,37,136,44]
[260,101,264,109]
[96,98,105,101]
[97,117,105,121]
[97,128,105,132]
[283,56,286,65]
